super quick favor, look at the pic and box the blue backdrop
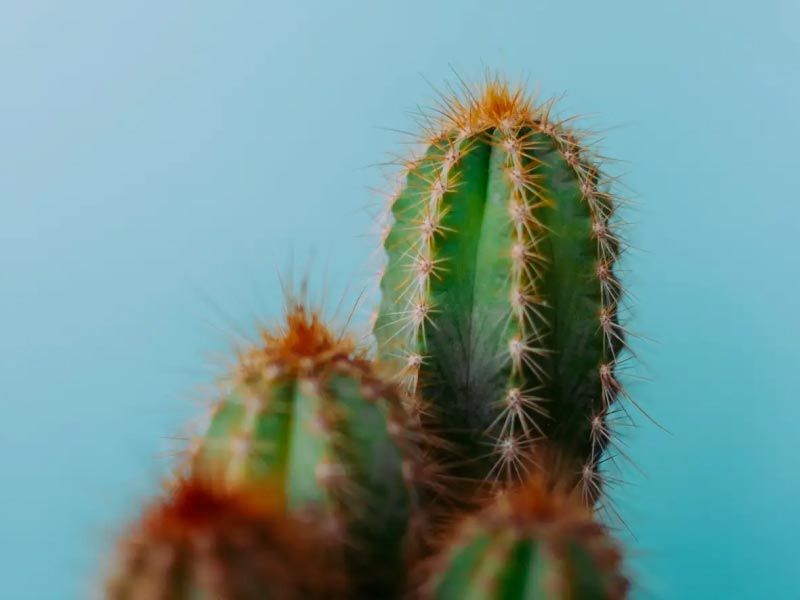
[2,1,798,598]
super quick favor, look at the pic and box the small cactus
[105,477,344,599]
[189,301,417,595]
[420,474,628,599]
[374,77,627,495]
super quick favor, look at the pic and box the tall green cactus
[189,302,418,596]
[375,78,626,496]
[105,477,346,599]
[421,474,628,599]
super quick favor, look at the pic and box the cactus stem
[375,74,636,497]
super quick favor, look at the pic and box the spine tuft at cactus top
[421,473,629,599]
[374,77,629,499]
[189,301,419,597]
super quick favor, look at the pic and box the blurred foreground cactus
[421,473,628,599]
[103,76,639,599]
[106,477,345,599]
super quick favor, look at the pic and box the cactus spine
[189,302,416,595]
[375,78,626,495]
[105,477,344,599]
[422,475,628,599]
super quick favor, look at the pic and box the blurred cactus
[420,474,628,599]
[188,301,419,596]
[374,77,628,496]
[105,477,345,599]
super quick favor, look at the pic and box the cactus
[420,474,628,599]
[374,77,627,496]
[105,476,345,599]
[188,301,418,595]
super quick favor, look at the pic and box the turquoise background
[2,1,798,598]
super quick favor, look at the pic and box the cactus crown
[375,76,628,500]
[239,303,356,379]
[420,79,550,139]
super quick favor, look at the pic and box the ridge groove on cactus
[105,476,345,599]
[374,76,632,498]
[188,299,422,596]
[419,473,629,599]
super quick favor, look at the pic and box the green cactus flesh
[426,477,628,600]
[375,80,624,493]
[190,304,413,595]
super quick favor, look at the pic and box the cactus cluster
[103,76,640,599]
